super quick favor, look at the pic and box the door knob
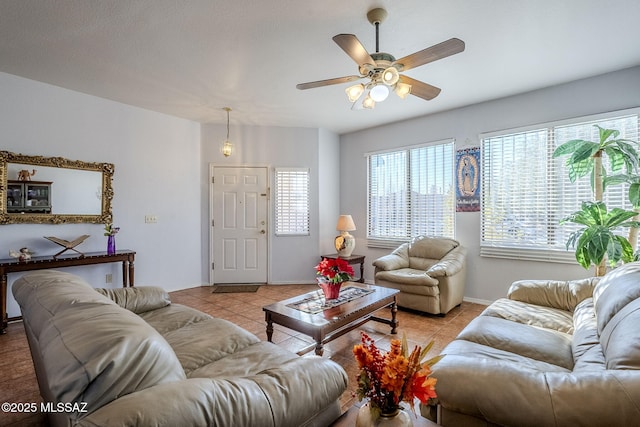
[260,229,266,234]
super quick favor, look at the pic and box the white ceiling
[1,0,639,134]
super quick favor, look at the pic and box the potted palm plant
[553,125,640,276]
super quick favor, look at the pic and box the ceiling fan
[296,8,465,109]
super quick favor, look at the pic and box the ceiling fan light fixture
[345,83,365,102]
[362,94,375,109]
[394,82,412,99]
[295,8,465,109]
[381,67,399,85]
[369,83,389,102]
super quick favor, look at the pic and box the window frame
[480,107,640,262]
[273,167,310,237]
[366,139,456,248]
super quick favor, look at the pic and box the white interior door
[211,166,268,284]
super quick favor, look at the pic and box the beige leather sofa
[372,236,467,315]
[12,270,348,427]
[422,261,640,426]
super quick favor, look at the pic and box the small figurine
[10,247,33,262]
[17,169,36,181]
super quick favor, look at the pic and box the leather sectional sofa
[12,270,348,427]
[422,261,640,426]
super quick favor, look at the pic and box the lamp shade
[336,215,356,231]
[335,215,356,256]
[382,67,400,85]
[394,82,412,99]
[362,95,375,109]
[345,84,365,102]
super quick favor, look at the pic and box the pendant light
[221,107,233,157]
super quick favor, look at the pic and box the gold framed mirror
[0,151,114,224]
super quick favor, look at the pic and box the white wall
[200,124,340,284]
[340,66,640,303]
[1,72,202,319]
[3,65,638,318]
[318,128,341,255]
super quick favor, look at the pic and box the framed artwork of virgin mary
[456,147,480,212]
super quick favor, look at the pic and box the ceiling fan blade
[296,75,363,90]
[399,75,441,100]
[394,38,465,72]
[333,34,376,68]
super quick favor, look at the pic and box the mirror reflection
[7,164,103,215]
[0,151,113,224]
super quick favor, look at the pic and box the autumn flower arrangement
[314,257,355,284]
[353,332,442,417]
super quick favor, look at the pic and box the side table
[321,254,365,283]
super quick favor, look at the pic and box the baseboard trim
[463,296,492,306]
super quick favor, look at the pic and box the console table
[0,250,136,334]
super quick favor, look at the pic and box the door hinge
[211,176,215,184]
[211,219,214,227]
[211,262,214,270]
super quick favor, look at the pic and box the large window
[274,168,310,236]
[481,109,640,261]
[367,140,455,247]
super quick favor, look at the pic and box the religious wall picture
[456,147,480,212]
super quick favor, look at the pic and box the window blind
[367,140,455,247]
[274,168,310,236]
[481,110,640,261]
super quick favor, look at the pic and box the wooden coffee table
[262,282,399,356]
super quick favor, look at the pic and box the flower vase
[107,235,116,255]
[317,278,342,301]
[355,402,413,427]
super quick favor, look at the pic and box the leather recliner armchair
[372,236,467,315]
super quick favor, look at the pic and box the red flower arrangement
[314,257,354,284]
[353,332,442,416]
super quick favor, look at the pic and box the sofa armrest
[79,357,348,427]
[426,246,467,278]
[428,355,640,426]
[372,253,409,271]
[372,243,410,271]
[95,286,171,314]
[507,277,599,312]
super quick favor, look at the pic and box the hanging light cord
[225,107,231,140]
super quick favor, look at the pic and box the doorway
[210,166,268,284]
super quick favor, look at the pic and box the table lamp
[334,215,356,257]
